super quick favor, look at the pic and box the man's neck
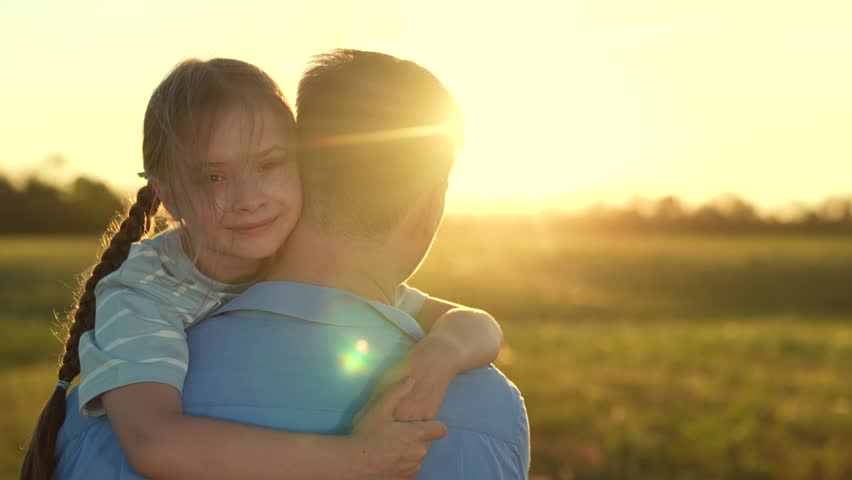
[265,223,399,305]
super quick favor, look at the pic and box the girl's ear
[150,180,181,221]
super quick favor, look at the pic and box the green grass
[1,363,57,479]
[497,319,852,479]
[0,236,100,324]
[2,225,852,479]
[416,221,852,322]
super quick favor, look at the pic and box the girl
[22,58,502,479]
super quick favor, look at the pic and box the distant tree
[0,171,124,234]
[819,196,852,225]
[654,196,685,222]
[66,177,124,232]
[16,178,71,233]
[692,204,724,230]
[0,176,18,234]
[0,175,13,195]
[711,193,758,225]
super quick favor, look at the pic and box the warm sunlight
[2,0,851,212]
[403,0,852,210]
[5,3,852,479]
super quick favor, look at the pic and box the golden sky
[1,0,851,212]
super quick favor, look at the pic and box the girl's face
[175,104,301,277]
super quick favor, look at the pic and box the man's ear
[409,183,447,241]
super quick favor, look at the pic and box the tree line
[573,194,852,234]
[2,173,852,235]
[0,175,124,234]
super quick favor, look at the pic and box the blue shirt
[54,282,530,479]
[76,227,429,418]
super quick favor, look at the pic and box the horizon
[2,0,851,214]
[2,162,850,219]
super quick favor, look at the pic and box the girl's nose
[229,176,266,213]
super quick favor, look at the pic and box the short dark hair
[296,49,461,238]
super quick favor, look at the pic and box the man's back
[182,282,530,479]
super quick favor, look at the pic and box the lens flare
[342,353,364,373]
[340,339,370,374]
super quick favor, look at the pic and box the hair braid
[20,184,159,480]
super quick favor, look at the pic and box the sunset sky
[2,0,851,212]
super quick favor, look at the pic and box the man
[181,50,530,478]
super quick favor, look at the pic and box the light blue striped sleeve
[77,276,190,417]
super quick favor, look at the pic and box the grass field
[2,220,852,479]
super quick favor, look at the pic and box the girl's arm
[417,297,503,372]
[103,380,445,480]
[379,297,503,422]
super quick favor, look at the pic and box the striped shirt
[77,228,427,416]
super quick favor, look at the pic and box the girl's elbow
[121,424,178,479]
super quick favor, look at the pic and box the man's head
[295,50,461,277]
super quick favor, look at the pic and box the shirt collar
[208,281,426,342]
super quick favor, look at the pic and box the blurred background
[2,1,851,479]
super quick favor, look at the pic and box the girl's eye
[208,174,226,183]
[259,158,287,172]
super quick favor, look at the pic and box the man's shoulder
[428,365,530,479]
[439,366,526,444]
[209,281,423,340]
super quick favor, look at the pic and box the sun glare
[2,1,851,211]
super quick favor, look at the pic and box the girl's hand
[374,333,462,422]
[350,378,448,479]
